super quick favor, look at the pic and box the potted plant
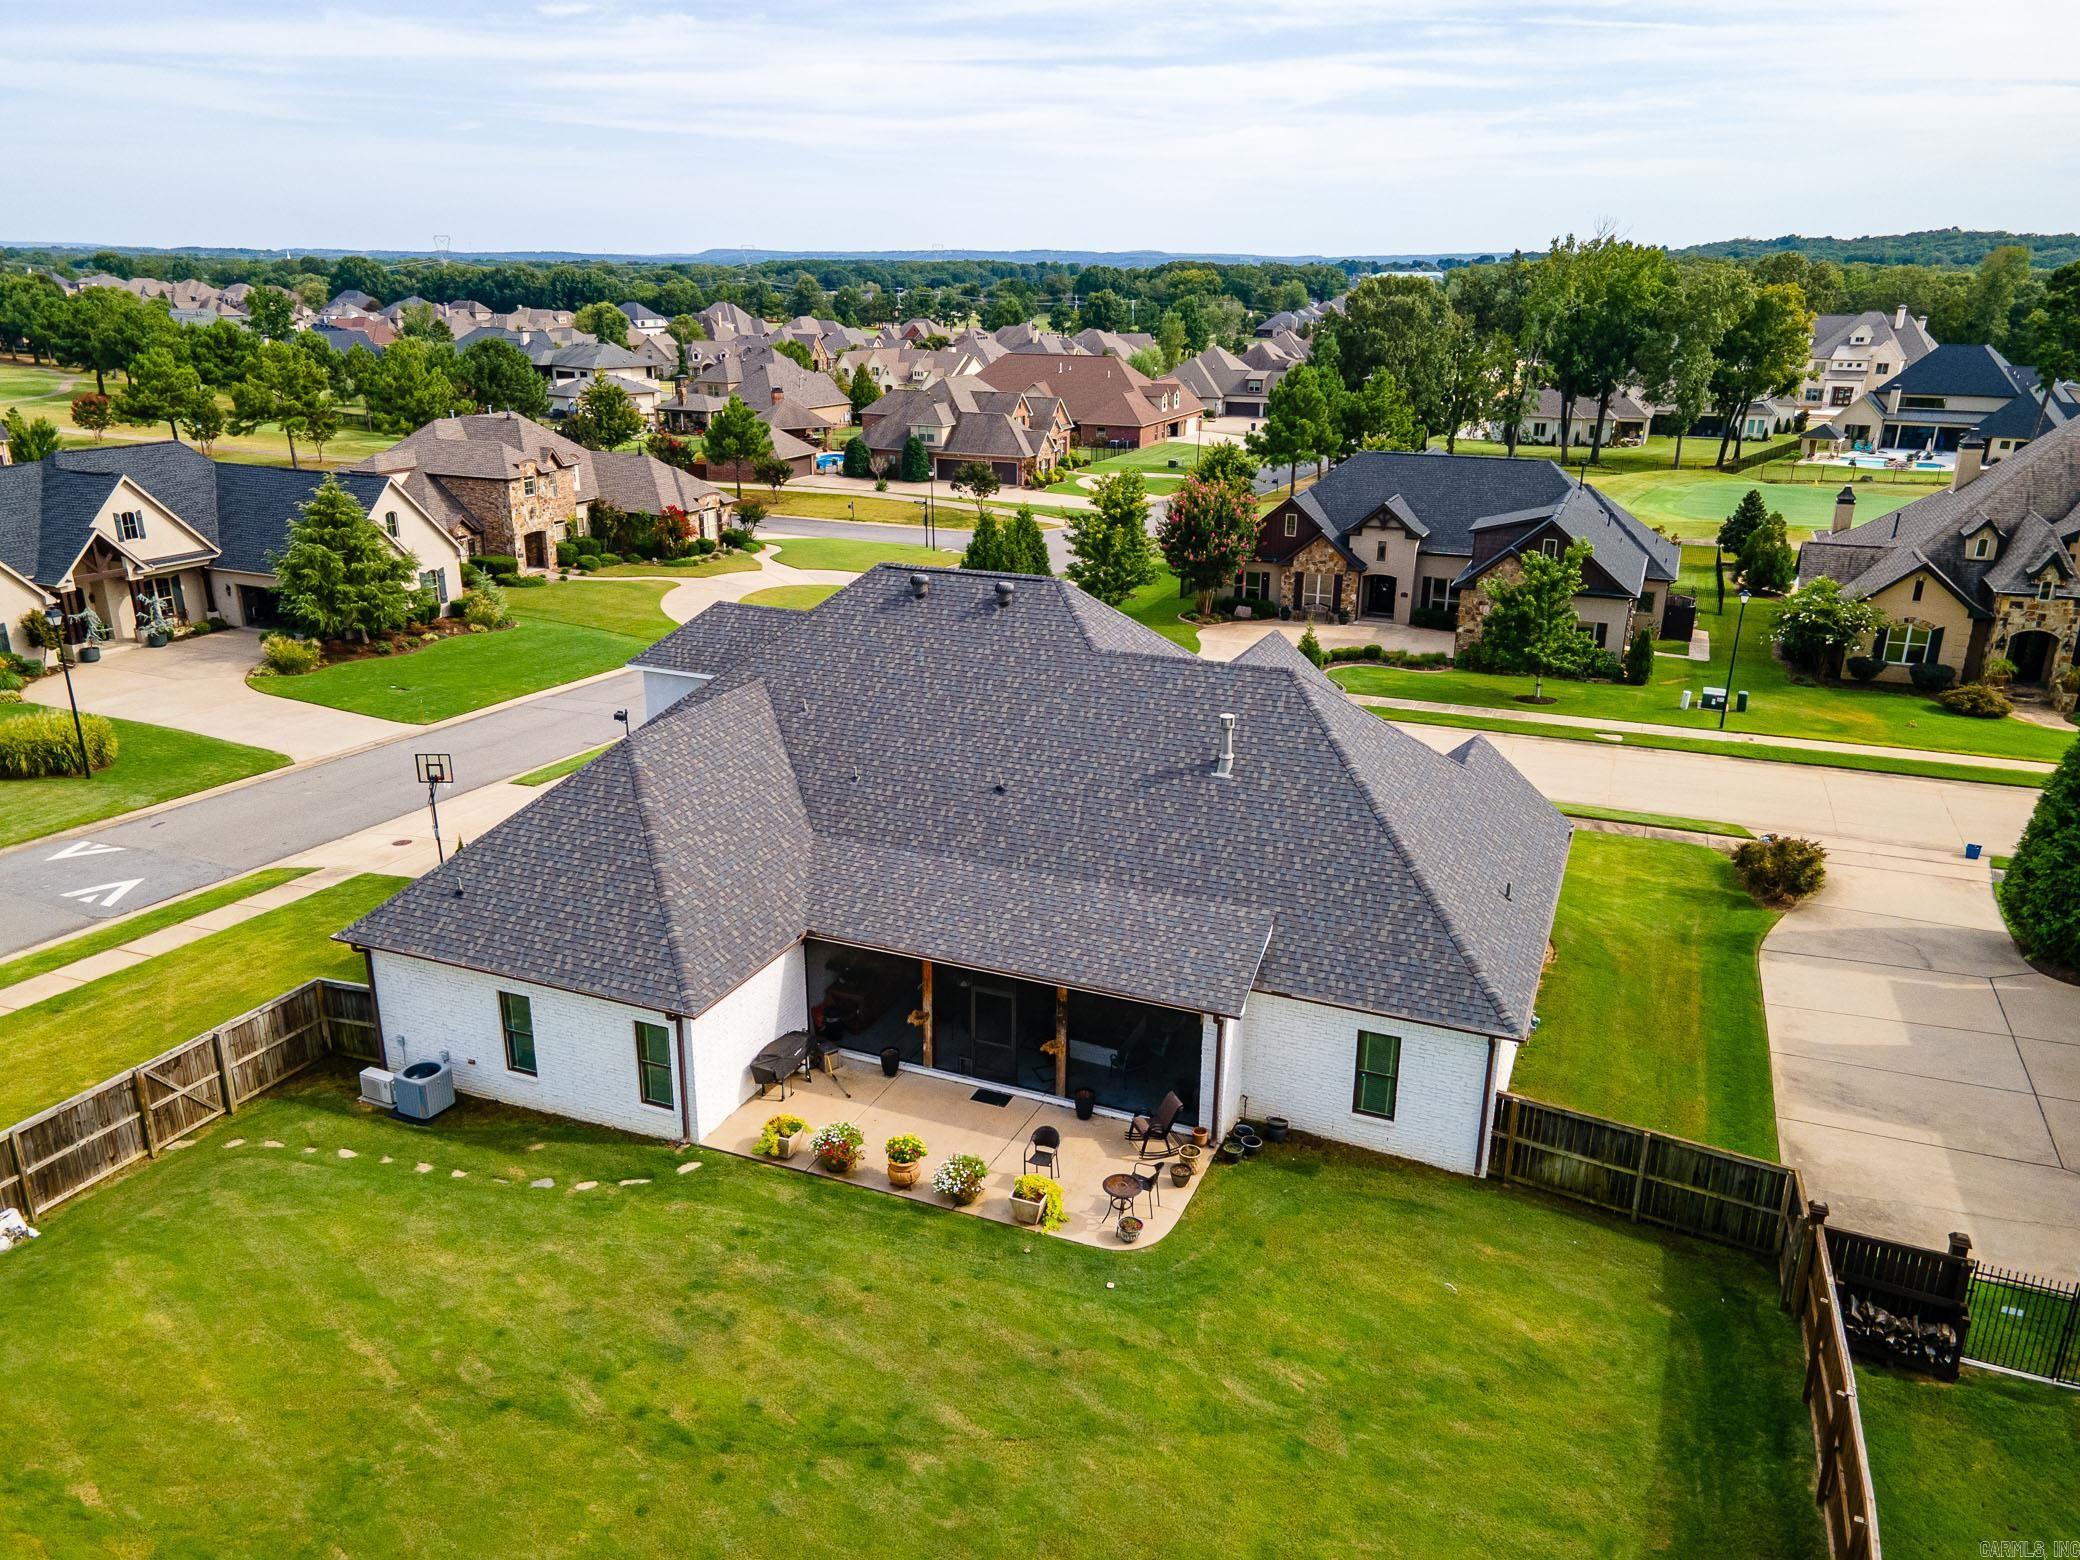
[1177,1141,1201,1177]
[755,1113,808,1159]
[1010,1173,1065,1231]
[931,1152,989,1206]
[1073,1087,1096,1121]
[808,1120,864,1174]
[1191,1125,1211,1149]
[884,1132,928,1189]
[1117,1214,1145,1244]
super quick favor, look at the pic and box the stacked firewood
[1841,1294,1962,1375]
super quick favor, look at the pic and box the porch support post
[919,961,934,1069]
[1053,986,1068,1098]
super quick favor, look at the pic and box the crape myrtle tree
[1157,470,1259,616]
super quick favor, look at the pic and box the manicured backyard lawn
[1595,469,1926,541]
[586,551,761,579]
[1120,567,1201,651]
[1515,833,1782,1159]
[0,1069,1824,1557]
[1859,1366,2080,1558]
[249,581,676,723]
[762,536,964,571]
[0,873,406,1127]
[0,705,290,849]
[740,584,841,610]
[1332,547,2075,764]
[763,491,1069,527]
[0,867,308,991]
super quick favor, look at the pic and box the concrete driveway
[1762,847,2080,1276]
[24,632,409,763]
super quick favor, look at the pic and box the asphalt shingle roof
[346,568,1570,1037]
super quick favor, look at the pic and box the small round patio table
[1102,1172,1142,1223]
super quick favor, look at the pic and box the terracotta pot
[887,1159,921,1188]
[1191,1126,1211,1148]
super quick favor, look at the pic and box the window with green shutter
[498,991,536,1075]
[634,1021,673,1109]
[1352,1030,1401,1120]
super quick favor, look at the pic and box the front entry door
[1364,575,1397,618]
[970,987,1017,1083]
[523,531,549,570]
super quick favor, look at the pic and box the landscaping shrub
[2058,666,2080,696]
[842,435,873,478]
[592,553,622,568]
[409,587,439,625]
[1908,661,1957,693]
[0,671,20,693]
[556,540,579,568]
[1408,607,1456,631]
[3,650,42,679]
[720,526,756,551]
[1845,655,1881,682]
[2000,740,2080,970]
[734,501,767,533]
[259,633,321,676]
[17,610,60,653]
[1938,681,2014,718]
[1624,626,1655,686]
[476,554,520,579]
[0,689,20,704]
[1584,648,1626,683]
[1980,655,2017,689]
[460,582,513,630]
[1362,642,1385,661]
[1297,626,1325,667]
[503,573,546,589]
[691,537,717,557]
[0,708,118,776]
[1730,836,1828,907]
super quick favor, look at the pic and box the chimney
[770,387,784,406]
[1832,486,1857,533]
[994,580,1016,608]
[1214,713,1237,779]
[1953,436,1986,491]
[909,573,929,599]
[1884,386,1902,415]
[674,375,688,399]
[1893,304,1907,330]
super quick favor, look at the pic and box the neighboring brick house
[857,380,1070,486]
[1797,421,2080,690]
[973,353,1201,448]
[1247,451,1680,649]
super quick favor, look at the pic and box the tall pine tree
[270,477,419,641]
[2000,742,2080,970]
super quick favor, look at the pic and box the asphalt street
[0,672,637,957]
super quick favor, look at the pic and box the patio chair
[1024,1125,1061,1179]
[1131,1161,1162,1212]
[1126,1091,1185,1160]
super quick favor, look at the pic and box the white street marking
[47,840,125,860]
[60,878,144,909]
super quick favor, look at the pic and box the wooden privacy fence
[1,979,378,1222]
[1489,1093,1794,1252]
[1490,1092,1882,1558]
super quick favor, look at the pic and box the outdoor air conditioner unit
[358,1067,396,1109]
[393,1060,456,1122]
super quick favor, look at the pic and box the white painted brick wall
[1231,992,1500,1175]
[370,953,683,1139]
[688,945,806,1139]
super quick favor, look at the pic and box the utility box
[393,1060,456,1122]
[358,1067,396,1108]
[1735,690,1750,713]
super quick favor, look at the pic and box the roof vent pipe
[1215,713,1237,779]
[910,573,929,599]
[995,580,1016,608]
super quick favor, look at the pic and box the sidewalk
[1352,693,2060,774]
[567,550,855,625]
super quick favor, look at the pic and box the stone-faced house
[340,566,1570,1178]
[1797,420,2080,690]
[973,353,1201,448]
[1248,452,1680,650]
[857,380,1071,486]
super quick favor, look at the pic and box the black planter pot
[1237,1130,1262,1159]
[1073,1088,1096,1121]
[879,1047,901,1078]
[1264,1116,1289,1143]
[1218,1137,1245,1163]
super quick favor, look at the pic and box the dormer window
[1972,533,1993,559]
[2039,579,2056,602]
[115,510,145,541]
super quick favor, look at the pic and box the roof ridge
[616,736,704,1014]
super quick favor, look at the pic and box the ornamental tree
[841,434,873,478]
[114,345,205,442]
[1158,471,1259,615]
[572,301,630,347]
[899,433,930,483]
[1738,510,1797,593]
[950,460,1000,518]
[270,476,418,641]
[1064,470,1157,606]
[564,378,645,451]
[1473,538,1593,701]
[848,362,881,414]
[1719,488,1770,554]
[1004,506,1051,576]
[70,391,113,440]
[960,509,1009,571]
[702,394,774,501]
[1772,576,1888,673]
[3,406,61,462]
[2001,741,2080,970]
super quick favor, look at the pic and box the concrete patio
[703,1062,1214,1249]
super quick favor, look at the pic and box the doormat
[970,1088,1014,1107]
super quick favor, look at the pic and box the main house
[355,412,727,572]
[340,567,1569,1178]
[1797,419,2080,690]
[1802,306,1938,412]
[0,443,466,649]
[1247,451,1681,650]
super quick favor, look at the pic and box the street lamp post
[43,604,91,780]
[1718,590,1751,731]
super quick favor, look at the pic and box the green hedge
[0,709,119,777]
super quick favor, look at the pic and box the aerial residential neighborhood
[0,2,2076,1556]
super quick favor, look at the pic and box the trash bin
[1965,843,1983,861]
[1735,690,1750,713]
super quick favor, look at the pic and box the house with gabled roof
[856,379,1070,486]
[973,353,1201,448]
[1797,419,2080,690]
[1247,451,1680,648]
[0,443,465,648]
[1801,306,1938,411]
[339,565,1569,1176]
[1830,343,2078,464]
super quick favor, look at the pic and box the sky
[6,0,2078,259]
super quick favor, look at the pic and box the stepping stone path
[676,1162,701,1175]
[530,1178,554,1189]
[575,1181,598,1192]
[380,1156,394,1165]
[263,1141,284,1149]
[618,1179,650,1187]
[414,1163,433,1174]
[337,1149,357,1159]
[450,1170,467,1179]
[224,1139,245,1149]
[167,1140,193,1151]
[302,1147,317,1155]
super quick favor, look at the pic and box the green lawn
[1332,546,2074,764]
[763,537,964,571]
[1120,567,1201,651]
[1374,704,2050,788]
[585,552,761,579]
[740,584,841,610]
[1045,441,1200,496]
[763,492,1070,528]
[0,868,308,991]
[1859,1366,2080,1558]
[1596,469,1926,541]
[0,874,406,1127]
[249,581,676,723]
[0,705,290,849]
[1555,803,1753,838]
[0,1070,1823,1557]
[1517,833,1782,1159]
[514,744,612,786]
